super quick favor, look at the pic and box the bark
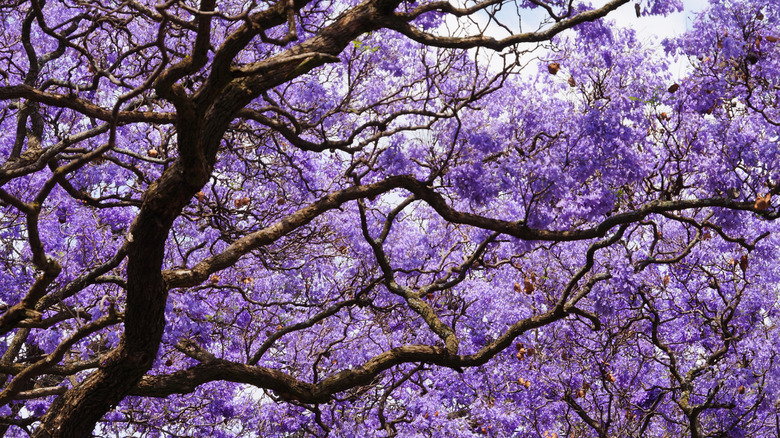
[32,163,202,437]
[20,0,678,434]
[30,0,399,434]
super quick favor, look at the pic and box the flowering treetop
[1,0,780,436]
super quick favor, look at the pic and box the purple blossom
[1,0,780,436]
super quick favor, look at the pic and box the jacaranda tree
[1,0,780,435]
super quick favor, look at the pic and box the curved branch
[0,85,175,124]
[383,0,630,50]
[164,175,763,289]
[0,310,122,406]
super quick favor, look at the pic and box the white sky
[612,0,711,40]
[450,0,714,80]
[460,0,712,44]
[612,0,711,81]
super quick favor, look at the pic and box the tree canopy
[1,0,780,435]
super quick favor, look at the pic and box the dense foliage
[1,0,780,435]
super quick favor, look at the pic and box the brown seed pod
[739,255,748,272]
[147,148,158,157]
[524,278,534,294]
[548,62,560,75]
[754,193,771,210]
[514,282,522,293]
[568,75,576,87]
[766,35,778,43]
[668,83,680,93]
[516,343,527,361]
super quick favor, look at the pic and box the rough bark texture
[33,163,200,437]
[30,1,395,434]
[0,0,680,434]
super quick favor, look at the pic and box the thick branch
[0,85,175,124]
[165,175,758,289]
